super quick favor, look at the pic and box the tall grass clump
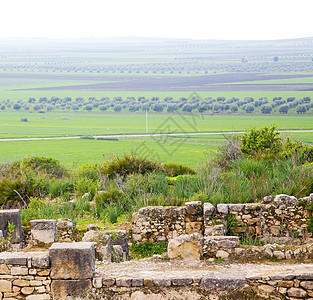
[99,154,165,179]
[196,124,313,204]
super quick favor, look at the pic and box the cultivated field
[1,37,313,166]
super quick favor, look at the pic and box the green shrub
[148,172,169,195]
[172,175,200,199]
[162,163,195,177]
[240,124,282,159]
[95,187,124,208]
[75,178,98,200]
[49,180,74,198]
[130,242,167,258]
[74,162,99,181]
[100,154,164,179]
[20,197,77,226]
[125,174,151,199]
[20,156,68,178]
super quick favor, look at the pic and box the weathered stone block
[102,278,115,287]
[31,253,49,269]
[82,230,112,262]
[204,236,239,250]
[116,278,131,287]
[300,280,313,290]
[287,287,307,298]
[0,264,10,275]
[1,252,27,265]
[112,245,124,262]
[26,293,50,299]
[0,209,22,246]
[110,230,130,261]
[216,250,229,259]
[185,201,202,215]
[153,278,171,287]
[51,279,91,300]
[143,278,154,286]
[21,286,34,295]
[216,204,228,215]
[204,225,225,236]
[30,219,56,244]
[168,233,203,260]
[92,277,102,288]
[132,278,144,287]
[203,203,215,217]
[49,242,95,280]
[56,219,73,231]
[13,279,29,287]
[11,266,28,276]
[200,277,245,291]
[172,278,193,286]
[0,280,11,292]
[185,221,202,235]
[228,204,245,213]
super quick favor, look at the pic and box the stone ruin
[2,193,313,299]
[132,193,313,262]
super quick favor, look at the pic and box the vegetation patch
[130,242,168,259]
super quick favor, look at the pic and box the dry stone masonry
[132,194,313,245]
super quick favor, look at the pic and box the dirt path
[97,259,313,280]
[1,129,313,142]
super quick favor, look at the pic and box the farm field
[0,134,222,166]
[1,129,313,167]
[1,111,313,166]
[1,37,313,166]
[1,112,313,138]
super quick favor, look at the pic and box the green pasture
[0,135,222,167]
[1,131,313,167]
[1,111,313,138]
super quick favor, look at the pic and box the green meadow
[1,110,313,166]
[1,111,313,138]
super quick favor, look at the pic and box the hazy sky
[0,0,312,40]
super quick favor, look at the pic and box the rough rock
[168,233,203,260]
[204,225,225,236]
[82,230,113,262]
[0,209,23,246]
[287,287,307,298]
[51,279,91,300]
[200,277,245,291]
[185,201,202,215]
[216,204,228,215]
[204,236,240,249]
[110,230,130,261]
[30,219,56,244]
[203,203,215,217]
[112,245,124,262]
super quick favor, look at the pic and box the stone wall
[0,242,95,300]
[86,270,313,300]
[132,194,313,245]
[131,201,203,243]
[0,251,50,299]
[247,273,313,299]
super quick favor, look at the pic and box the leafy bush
[162,163,195,177]
[75,178,98,200]
[240,124,282,159]
[100,154,164,179]
[49,180,74,198]
[74,162,99,181]
[130,242,167,258]
[20,156,68,178]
